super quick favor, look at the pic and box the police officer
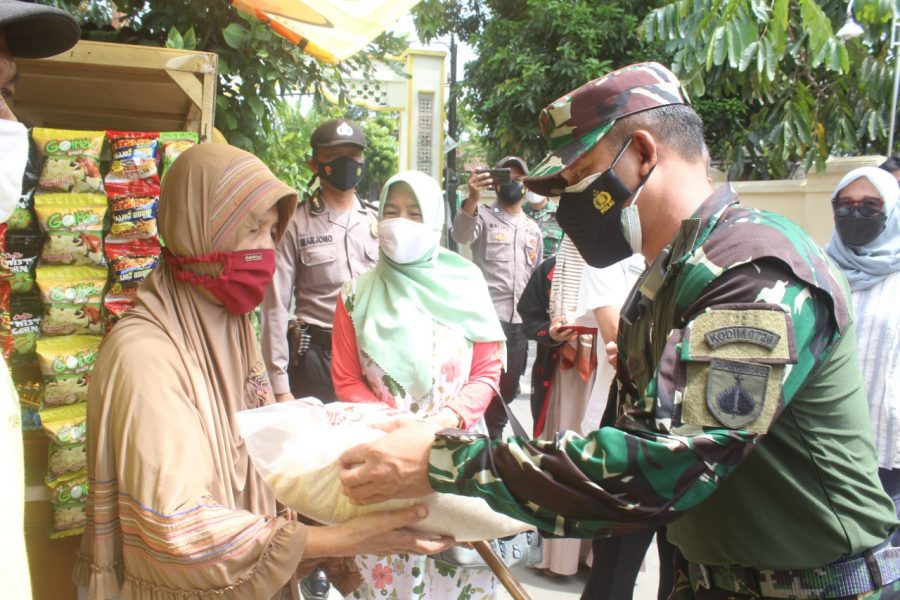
[262,118,379,407]
[261,119,378,599]
[337,63,900,600]
[452,156,542,439]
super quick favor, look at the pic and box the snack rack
[12,40,217,600]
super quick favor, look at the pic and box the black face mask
[497,181,525,205]
[556,138,650,268]
[835,211,886,247]
[319,156,366,191]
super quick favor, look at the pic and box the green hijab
[347,170,506,401]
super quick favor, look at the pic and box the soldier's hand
[605,341,618,369]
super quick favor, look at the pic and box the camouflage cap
[523,62,688,196]
[310,119,368,150]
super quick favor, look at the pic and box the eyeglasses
[832,196,884,218]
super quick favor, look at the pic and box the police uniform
[261,190,378,402]
[451,201,542,438]
[423,63,900,599]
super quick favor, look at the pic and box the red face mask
[162,247,276,315]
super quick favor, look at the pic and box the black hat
[310,119,368,150]
[0,0,81,59]
[496,156,529,175]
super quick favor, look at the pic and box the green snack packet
[160,131,199,177]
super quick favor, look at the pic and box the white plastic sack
[236,399,531,542]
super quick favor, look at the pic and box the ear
[307,156,317,172]
[630,130,658,178]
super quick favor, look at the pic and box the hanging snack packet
[106,196,159,244]
[32,128,104,194]
[6,231,43,294]
[8,191,36,231]
[105,131,160,197]
[0,223,8,282]
[49,474,88,538]
[160,131,198,177]
[105,241,160,325]
[12,360,43,408]
[47,440,86,483]
[36,266,106,336]
[40,402,87,445]
[35,193,106,266]
[10,293,42,359]
[36,335,102,408]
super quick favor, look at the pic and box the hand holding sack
[236,400,532,542]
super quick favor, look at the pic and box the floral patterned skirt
[348,553,498,599]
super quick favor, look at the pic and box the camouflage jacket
[523,201,564,258]
[427,186,896,564]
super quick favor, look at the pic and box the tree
[414,0,667,167]
[42,0,407,157]
[644,0,897,178]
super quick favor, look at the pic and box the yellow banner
[233,0,420,64]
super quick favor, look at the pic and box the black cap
[310,119,368,150]
[496,156,529,175]
[0,0,81,59]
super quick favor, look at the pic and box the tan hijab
[75,145,337,599]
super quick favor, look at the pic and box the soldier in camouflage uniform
[523,193,564,257]
[338,63,900,599]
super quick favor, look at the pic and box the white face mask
[378,217,438,264]
[525,191,545,205]
[620,184,644,255]
[0,120,28,224]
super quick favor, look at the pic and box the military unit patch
[705,359,769,429]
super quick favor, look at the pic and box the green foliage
[644,0,897,179]
[41,0,407,157]
[415,0,667,167]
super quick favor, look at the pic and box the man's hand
[339,421,436,505]
[462,169,493,216]
[548,315,579,344]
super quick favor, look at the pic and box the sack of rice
[236,399,531,542]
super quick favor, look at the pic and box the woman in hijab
[331,170,506,599]
[74,145,452,600]
[826,165,900,542]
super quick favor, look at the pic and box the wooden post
[472,540,533,600]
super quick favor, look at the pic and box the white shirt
[575,255,645,432]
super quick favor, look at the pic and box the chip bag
[160,131,199,177]
[47,440,86,483]
[105,131,160,197]
[35,193,106,266]
[36,266,106,336]
[48,473,88,538]
[8,190,36,231]
[36,335,101,408]
[106,196,159,244]
[21,403,42,431]
[32,128,104,194]
[5,231,42,293]
[9,293,42,359]
[11,360,43,408]
[40,402,87,445]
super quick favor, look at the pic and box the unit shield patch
[706,358,769,428]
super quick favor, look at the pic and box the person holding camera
[452,156,543,439]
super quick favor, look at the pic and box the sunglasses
[832,196,884,218]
